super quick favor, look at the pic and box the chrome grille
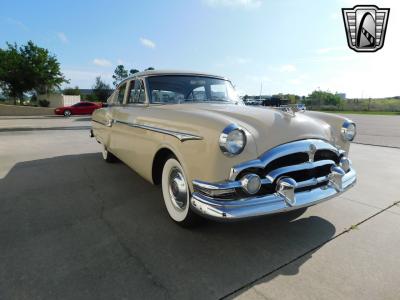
[230,139,344,197]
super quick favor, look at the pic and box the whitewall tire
[161,158,199,226]
[101,145,116,162]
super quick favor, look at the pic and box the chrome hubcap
[168,167,188,210]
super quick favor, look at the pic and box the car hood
[153,103,335,155]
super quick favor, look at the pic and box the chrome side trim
[92,119,110,126]
[229,139,339,180]
[114,120,203,142]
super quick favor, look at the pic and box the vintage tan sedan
[91,70,357,226]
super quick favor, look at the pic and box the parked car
[296,103,306,111]
[91,70,357,226]
[55,101,102,116]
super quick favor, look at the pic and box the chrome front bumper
[191,167,356,220]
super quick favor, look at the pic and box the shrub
[63,86,81,95]
[38,99,50,107]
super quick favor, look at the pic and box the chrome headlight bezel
[341,120,356,141]
[219,124,247,156]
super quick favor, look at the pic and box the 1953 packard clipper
[91,70,357,226]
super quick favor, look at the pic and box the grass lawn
[316,110,400,116]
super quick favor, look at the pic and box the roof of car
[118,70,227,86]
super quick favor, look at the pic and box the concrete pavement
[0,115,399,300]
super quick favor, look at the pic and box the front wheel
[101,145,116,162]
[161,158,200,227]
[63,110,72,117]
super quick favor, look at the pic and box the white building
[37,94,81,108]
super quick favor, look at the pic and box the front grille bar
[229,139,343,181]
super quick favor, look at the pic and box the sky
[0,0,398,98]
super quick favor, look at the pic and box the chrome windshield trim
[114,120,203,142]
[229,139,339,180]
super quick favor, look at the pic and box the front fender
[304,111,353,154]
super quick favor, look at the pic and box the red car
[54,101,102,117]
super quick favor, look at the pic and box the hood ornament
[308,143,317,162]
[275,105,305,117]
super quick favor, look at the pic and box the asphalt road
[0,114,399,300]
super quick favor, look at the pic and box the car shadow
[0,153,336,300]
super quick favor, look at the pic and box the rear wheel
[161,158,200,227]
[63,110,72,117]
[101,145,116,163]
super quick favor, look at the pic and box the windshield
[147,75,241,104]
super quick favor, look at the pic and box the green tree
[63,86,81,95]
[92,76,111,102]
[129,69,139,75]
[112,65,128,86]
[84,93,98,102]
[145,67,155,71]
[0,41,68,104]
[307,90,342,107]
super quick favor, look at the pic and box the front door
[109,79,147,164]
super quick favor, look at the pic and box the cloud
[93,58,112,67]
[57,32,69,44]
[279,64,296,72]
[117,59,124,65]
[204,0,262,8]
[5,18,28,31]
[140,37,156,49]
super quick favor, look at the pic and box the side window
[117,83,127,104]
[136,80,145,103]
[127,79,145,104]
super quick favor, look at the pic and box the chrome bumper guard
[191,167,356,220]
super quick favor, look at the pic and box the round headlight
[341,121,356,141]
[219,124,246,156]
